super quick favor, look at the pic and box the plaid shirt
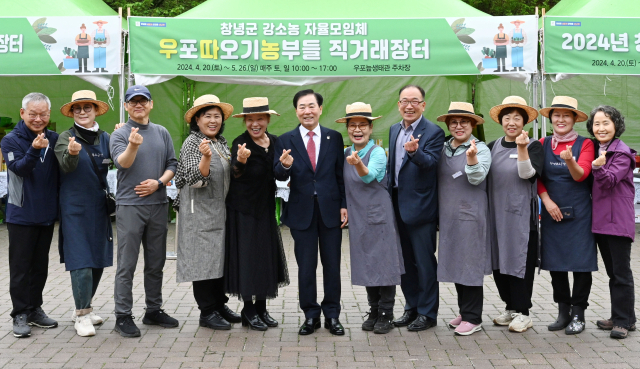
[173,130,230,211]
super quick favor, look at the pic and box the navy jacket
[1,120,59,225]
[387,116,445,225]
[274,125,346,230]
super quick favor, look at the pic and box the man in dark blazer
[387,85,445,331]
[274,89,348,336]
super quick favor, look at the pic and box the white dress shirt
[299,124,321,166]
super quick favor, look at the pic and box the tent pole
[532,7,539,140]
[119,7,125,123]
[540,8,547,138]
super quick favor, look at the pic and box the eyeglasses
[347,123,371,131]
[27,113,50,120]
[399,99,424,107]
[448,120,472,128]
[127,99,149,106]
[72,105,94,114]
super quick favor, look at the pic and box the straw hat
[184,94,234,123]
[60,90,109,118]
[335,102,382,123]
[436,102,484,125]
[539,96,588,122]
[232,97,280,118]
[489,96,538,124]
[92,20,109,24]
[510,20,526,24]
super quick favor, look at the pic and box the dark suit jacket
[274,125,346,231]
[387,116,445,226]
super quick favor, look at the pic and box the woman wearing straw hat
[436,102,491,336]
[586,105,636,339]
[336,102,404,334]
[486,96,542,333]
[538,96,596,335]
[54,90,112,337]
[173,95,241,331]
[225,97,289,331]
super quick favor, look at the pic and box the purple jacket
[591,139,636,241]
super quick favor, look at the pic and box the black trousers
[493,230,538,315]
[192,277,229,317]
[455,284,483,324]
[290,197,342,319]
[365,286,396,313]
[8,223,54,317]
[549,271,592,309]
[596,234,636,329]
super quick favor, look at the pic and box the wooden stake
[118,7,122,17]
[535,7,538,17]
[127,7,131,18]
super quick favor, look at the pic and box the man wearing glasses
[2,93,59,338]
[387,85,445,331]
[110,85,178,337]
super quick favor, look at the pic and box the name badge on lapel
[509,154,518,159]
[452,171,463,179]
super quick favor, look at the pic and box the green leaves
[450,18,466,32]
[31,17,47,32]
[450,17,476,44]
[37,27,57,36]
[31,17,57,44]
[456,27,475,36]
[38,35,57,44]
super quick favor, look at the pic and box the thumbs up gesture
[237,143,252,164]
[68,136,82,156]
[515,130,529,146]
[346,150,361,166]
[128,127,143,146]
[560,145,573,161]
[404,135,420,153]
[593,150,607,167]
[280,149,293,168]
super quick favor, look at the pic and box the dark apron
[488,138,537,278]
[496,34,507,59]
[437,146,491,286]
[77,34,89,59]
[58,130,113,271]
[540,136,597,272]
[343,146,404,286]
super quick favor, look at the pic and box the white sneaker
[493,309,516,326]
[71,311,104,325]
[74,315,96,337]
[508,313,533,333]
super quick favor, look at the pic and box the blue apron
[94,30,106,68]
[512,29,524,67]
[540,136,597,272]
[58,129,113,271]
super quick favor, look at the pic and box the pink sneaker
[454,321,482,336]
[448,315,462,328]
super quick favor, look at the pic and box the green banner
[129,17,484,77]
[544,16,640,75]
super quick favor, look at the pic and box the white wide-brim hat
[184,94,234,122]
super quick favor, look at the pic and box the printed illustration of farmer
[510,19,527,72]
[492,23,508,72]
[92,20,111,73]
[74,23,92,73]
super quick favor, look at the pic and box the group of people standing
[2,84,635,342]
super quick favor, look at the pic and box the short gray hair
[21,93,51,111]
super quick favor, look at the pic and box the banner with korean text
[129,16,538,77]
[0,16,121,75]
[544,17,640,75]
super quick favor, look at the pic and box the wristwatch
[157,179,164,189]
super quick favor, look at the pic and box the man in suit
[388,85,445,331]
[274,89,348,336]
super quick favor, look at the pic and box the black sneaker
[361,310,378,331]
[13,314,31,338]
[115,315,141,337]
[142,309,179,328]
[199,311,231,330]
[27,307,58,328]
[373,311,394,334]
[218,305,241,323]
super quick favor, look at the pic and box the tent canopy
[0,0,122,133]
[547,0,640,17]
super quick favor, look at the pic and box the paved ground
[0,223,639,368]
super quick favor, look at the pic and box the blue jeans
[70,268,103,310]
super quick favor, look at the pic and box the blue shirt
[394,116,422,187]
[345,139,387,184]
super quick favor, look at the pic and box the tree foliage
[460,0,560,16]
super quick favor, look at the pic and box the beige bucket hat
[335,102,382,123]
[539,96,588,122]
[232,97,280,118]
[489,96,539,124]
[437,102,484,125]
[60,90,109,118]
[184,94,234,123]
